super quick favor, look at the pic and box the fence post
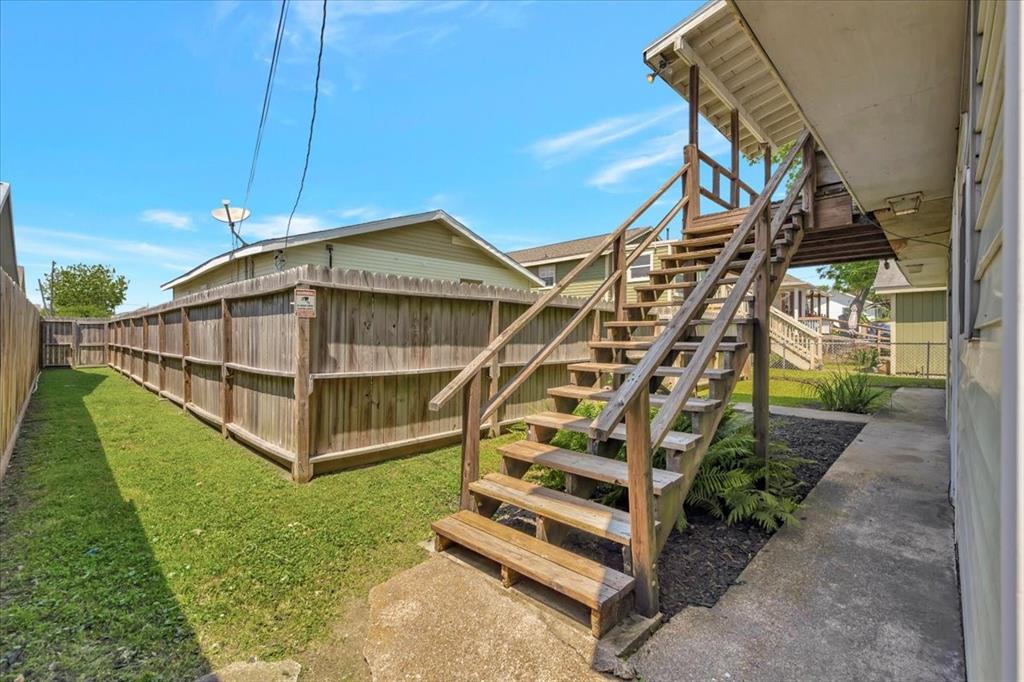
[626,389,659,617]
[141,317,148,384]
[292,289,313,483]
[71,320,80,369]
[181,307,191,413]
[460,370,483,510]
[157,313,166,391]
[926,341,932,377]
[221,299,232,438]
[487,299,502,437]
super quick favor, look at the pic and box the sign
[295,288,316,318]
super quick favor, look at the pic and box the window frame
[537,264,557,288]
[627,250,654,282]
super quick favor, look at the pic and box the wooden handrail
[590,129,811,441]
[647,155,813,448]
[479,193,689,421]
[428,162,689,412]
[697,149,758,199]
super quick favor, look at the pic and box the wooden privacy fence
[107,265,610,481]
[40,318,109,368]
[2,270,41,480]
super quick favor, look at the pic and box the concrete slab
[633,388,965,681]
[732,402,872,423]
[364,547,631,681]
[195,660,301,682]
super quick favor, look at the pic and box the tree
[41,263,128,317]
[816,260,879,329]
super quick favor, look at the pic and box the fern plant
[544,402,806,532]
[811,370,886,413]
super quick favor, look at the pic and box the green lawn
[729,368,945,410]
[0,368,517,680]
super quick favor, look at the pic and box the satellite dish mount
[211,199,251,251]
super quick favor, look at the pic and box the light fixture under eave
[885,192,923,216]
[647,55,669,84]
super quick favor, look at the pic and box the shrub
[811,370,887,413]
[848,347,879,372]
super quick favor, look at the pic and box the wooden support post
[626,389,659,617]
[157,313,166,391]
[293,291,313,483]
[730,109,740,207]
[684,144,700,232]
[763,143,772,187]
[221,299,233,438]
[181,307,192,412]
[801,137,816,229]
[753,146,772,465]
[487,299,502,437]
[459,370,483,510]
[688,63,700,146]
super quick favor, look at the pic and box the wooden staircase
[428,130,817,636]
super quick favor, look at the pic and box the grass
[0,368,517,680]
[730,367,945,411]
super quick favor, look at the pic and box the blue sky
[1,0,821,311]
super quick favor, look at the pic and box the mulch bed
[494,416,865,619]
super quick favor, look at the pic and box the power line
[238,0,290,245]
[283,0,327,251]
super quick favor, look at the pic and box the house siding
[172,220,535,298]
[525,242,672,304]
[953,2,1004,679]
[891,290,948,375]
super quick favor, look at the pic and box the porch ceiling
[732,0,963,287]
[643,0,804,157]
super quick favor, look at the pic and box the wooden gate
[40,318,108,368]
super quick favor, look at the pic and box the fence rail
[2,271,41,480]
[40,318,109,368]
[103,265,610,481]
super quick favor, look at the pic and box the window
[459,278,482,285]
[628,250,653,282]
[538,264,556,287]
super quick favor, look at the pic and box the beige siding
[955,2,1003,679]
[173,220,534,298]
[524,242,669,304]
[891,290,947,375]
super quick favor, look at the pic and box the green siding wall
[173,220,535,297]
[892,289,947,375]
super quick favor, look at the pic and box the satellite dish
[211,206,251,224]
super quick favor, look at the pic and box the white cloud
[334,206,394,222]
[527,105,684,167]
[17,227,199,272]
[140,209,195,231]
[240,213,333,240]
[425,193,452,208]
[587,120,732,191]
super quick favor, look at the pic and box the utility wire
[283,0,327,251]
[237,0,290,248]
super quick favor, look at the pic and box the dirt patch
[293,598,372,681]
[497,416,864,619]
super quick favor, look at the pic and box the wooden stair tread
[526,411,701,452]
[499,440,684,495]
[589,340,747,352]
[604,317,752,329]
[470,472,636,545]
[547,384,720,413]
[624,295,753,309]
[568,362,734,381]
[431,511,633,608]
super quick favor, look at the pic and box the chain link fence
[770,339,946,377]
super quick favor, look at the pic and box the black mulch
[493,415,865,619]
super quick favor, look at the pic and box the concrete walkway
[634,388,964,681]
[732,402,872,423]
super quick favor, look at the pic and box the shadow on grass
[0,369,211,679]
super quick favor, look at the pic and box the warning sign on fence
[295,288,316,318]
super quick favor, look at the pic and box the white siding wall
[954,2,1006,679]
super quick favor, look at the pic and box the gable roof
[508,228,654,266]
[161,210,543,290]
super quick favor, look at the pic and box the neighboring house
[642,1,1017,678]
[508,227,660,302]
[162,210,541,298]
[0,182,23,288]
[874,259,947,376]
